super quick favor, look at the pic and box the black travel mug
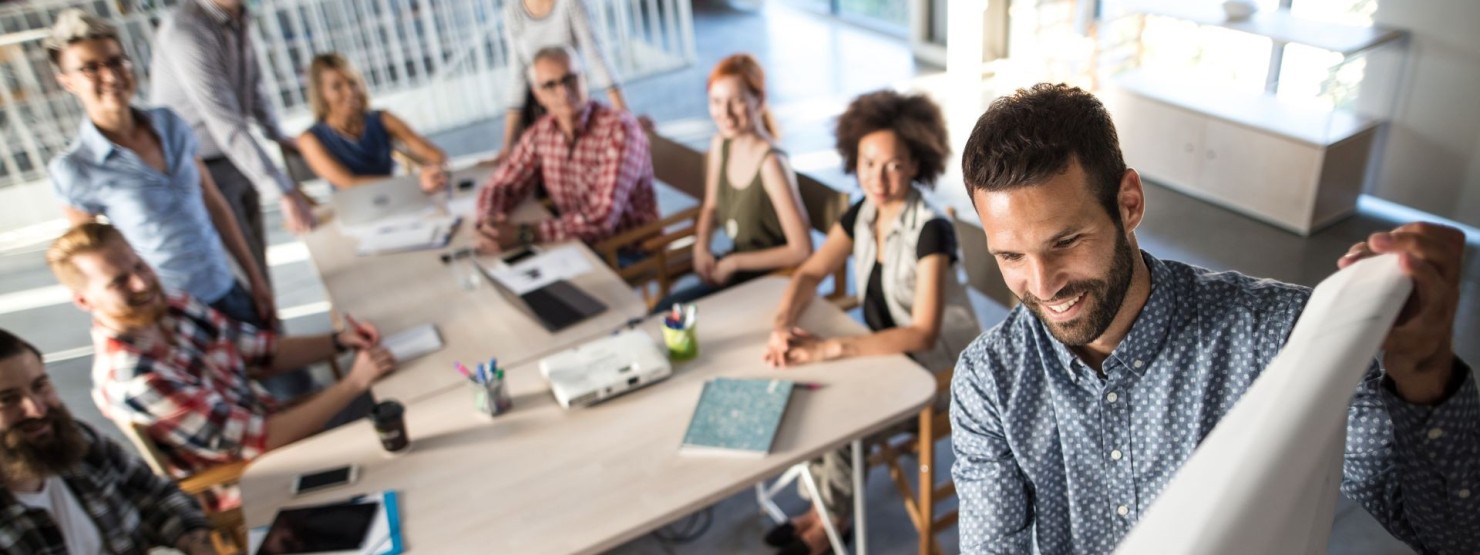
[370,400,410,453]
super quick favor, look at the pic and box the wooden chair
[590,131,708,309]
[114,418,249,555]
[868,369,957,555]
[792,172,855,309]
[946,206,1019,310]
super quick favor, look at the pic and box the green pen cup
[662,324,699,361]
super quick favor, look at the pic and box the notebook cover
[680,378,794,456]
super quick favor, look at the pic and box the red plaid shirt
[91,294,277,479]
[477,101,657,243]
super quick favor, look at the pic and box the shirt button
[1106,392,1119,403]
[1111,449,1123,461]
[1132,359,1144,369]
[1460,489,1472,499]
[1117,505,1129,517]
[1427,428,1444,440]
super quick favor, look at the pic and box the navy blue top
[308,110,394,178]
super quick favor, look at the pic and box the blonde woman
[297,53,448,191]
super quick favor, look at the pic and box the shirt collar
[861,186,923,235]
[76,109,162,166]
[77,118,119,165]
[1046,250,1178,382]
[196,0,243,25]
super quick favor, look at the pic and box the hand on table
[338,314,382,350]
[419,166,449,194]
[474,214,520,254]
[763,326,839,368]
[1338,221,1467,405]
[279,189,318,233]
[347,347,397,390]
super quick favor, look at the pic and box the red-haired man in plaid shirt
[45,223,398,480]
[475,45,657,254]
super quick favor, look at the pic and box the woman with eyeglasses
[45,9,276,330]
[296,53,449,192]
[760,90,982,554]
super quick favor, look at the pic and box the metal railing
[0,0,695,190]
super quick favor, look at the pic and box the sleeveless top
[308,110,394,179]
[714,139,788,254]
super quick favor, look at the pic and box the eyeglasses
[536,72,582,93]
[69,56,132,80]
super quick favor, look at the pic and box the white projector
[538,329,672,409]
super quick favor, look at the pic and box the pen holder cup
[662,324,699,362]
[470,379,513,417]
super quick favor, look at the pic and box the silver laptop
[331,174,428,227]
[331,166,494,227]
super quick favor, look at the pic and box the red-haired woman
[670,53,813,305]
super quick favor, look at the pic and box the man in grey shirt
[150,0,317,282]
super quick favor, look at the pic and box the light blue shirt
[49,107,236,303]
[950,251,1479,554]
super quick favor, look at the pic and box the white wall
[1369,0,1480,227]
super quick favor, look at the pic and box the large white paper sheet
[479,244,593,295]
[1114,254,1412,554]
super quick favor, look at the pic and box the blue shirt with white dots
[950,251,1478,554]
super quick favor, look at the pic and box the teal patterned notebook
[680,378,795,457]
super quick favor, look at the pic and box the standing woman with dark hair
[665,53,812,305]
[760,90,981,554]
[296,53,448,192]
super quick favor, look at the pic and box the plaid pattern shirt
[0,422,210,554]
[477,101,658,244]
[91,293,278,479]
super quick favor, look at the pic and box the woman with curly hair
[760,90,981,553]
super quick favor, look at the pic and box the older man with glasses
[475,45,657,255]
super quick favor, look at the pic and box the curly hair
[961,83,1127,225]
[834,90,950,187]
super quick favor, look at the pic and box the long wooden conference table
[300,168,649,403]
[243,177,937,554]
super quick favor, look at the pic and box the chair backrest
[112,417,170,476]
[795,172,850,235]
[647,131,707,200]
[280,144,319,188]
[947,206,1018,309]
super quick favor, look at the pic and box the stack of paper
[477,245,594,294]
[381,324,443,362]
[347,214,459,256]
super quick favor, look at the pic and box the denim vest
[851,187,982,372]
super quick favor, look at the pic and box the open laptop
[332,166,493,227]
[477,249,608,332]
[331,174,429,227]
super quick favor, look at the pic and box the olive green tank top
[714,139,787,253]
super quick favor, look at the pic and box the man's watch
[331,332,350,354]
[518,223,536,247]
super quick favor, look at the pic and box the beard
[1022,230,1136,346]
[0,404,87,483]
[111,280,168,330]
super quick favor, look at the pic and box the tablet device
[256,500,379,555]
